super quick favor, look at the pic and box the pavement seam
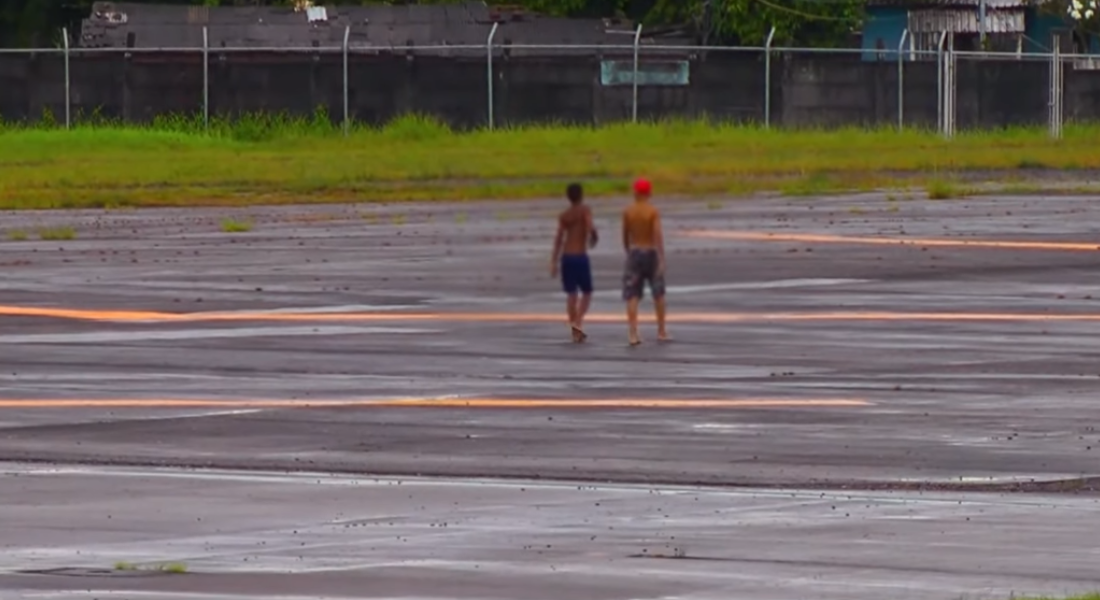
[1,454,1097,496]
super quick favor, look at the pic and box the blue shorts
[560,254,593,295]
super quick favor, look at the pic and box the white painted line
[579,278,871,299]
[691,423,761,431]
[668,279,871,293]
[207,303,422,315]
[0,325,439,344]
[127,408,266,421]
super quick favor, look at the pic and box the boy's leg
[651,263,669,340]
[560,256,579,339]
[576,294,592,330]
[622,252,644,345]
[626,297,641,345]
[574,255,594,336]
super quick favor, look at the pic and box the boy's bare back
[622,202,659,249]
[559,204,594,255]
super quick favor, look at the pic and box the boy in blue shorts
[550,183,598,342]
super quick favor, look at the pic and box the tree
[1038,0,1096,52]
[1067,0,1096,20]
[646,0,863,47]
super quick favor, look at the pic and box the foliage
[648,0,863,46]
[1036,0,1097,51]
[1067,0,1097,19]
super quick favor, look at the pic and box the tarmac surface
[2,192,1100,599]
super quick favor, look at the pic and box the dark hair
[566,183,583,204]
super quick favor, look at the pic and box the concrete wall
[0,50,1095,129]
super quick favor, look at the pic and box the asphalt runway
[2,464,1098,600]
[2,192,1100,599]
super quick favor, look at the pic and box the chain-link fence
[0,27,1086,136]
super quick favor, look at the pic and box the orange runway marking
[0,398,872,409]
[4,304,1100,324]
[683,230,1100,252]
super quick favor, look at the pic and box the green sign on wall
[600,60,690,86]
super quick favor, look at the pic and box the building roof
[77,1,688,55]
[908,9,1026,32]
[866,0,1036,8]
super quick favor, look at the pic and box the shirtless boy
[550,183,598,342]
[621,177,668,346]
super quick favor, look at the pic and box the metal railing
[0,29,1084,138]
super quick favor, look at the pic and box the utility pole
[698,0,714,46]
[979,0,987,47]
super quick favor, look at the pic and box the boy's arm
[550,217,565,275]
[621,210,630,253]
[586,207,598,248]
[654,211,666,274]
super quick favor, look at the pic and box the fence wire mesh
[0,29,1085,137]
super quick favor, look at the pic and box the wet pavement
[2,464,1099,600]
[2,192,1100,598]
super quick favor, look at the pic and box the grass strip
[2,110,1099,210]
[1022,596,1100,600]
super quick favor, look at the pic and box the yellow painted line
[0,397,871,409]
[684,230,1100,252]
[3,304,1100,324]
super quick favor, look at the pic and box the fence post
[486,21,499,130]
[342,25,350,136]
[62,27,70,129]
[202,26,209,133]
[763,26,776,128]
[946,33,956,138]
[632,23,643,123]
[1050,34,1062,139]
[1049,35,1055,138]
[936,30,947,135]
[1057,39,1063,138]
[897,29,908,131]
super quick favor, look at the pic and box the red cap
[633,178,652,196]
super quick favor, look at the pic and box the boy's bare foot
[571,324,587,343]
[628,330,642,346]
[657,331,671,342]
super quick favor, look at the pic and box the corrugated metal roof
[908,8,1026,32]
[868,0,1034,8]
[76,0,684,54]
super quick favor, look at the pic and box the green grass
[3,109,1100,209]
[220,217,253,233]
[37,226,75,240]
[1022,596,1100,600]
[113,560,188,574]
[926,178,969,200]
[6,229,28,241]
[160,562,188,574]
[779,170,845,196]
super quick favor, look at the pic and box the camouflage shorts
[622,248,666,301]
